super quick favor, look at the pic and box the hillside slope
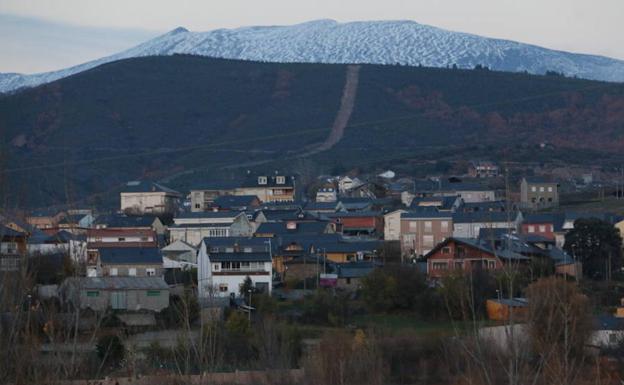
[2,19,624,93]
[1,55,624,208]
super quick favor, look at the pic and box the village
[2,160,624,383]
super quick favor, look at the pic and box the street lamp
[247,289,253,323]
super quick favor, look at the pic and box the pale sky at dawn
[1,0,623,74]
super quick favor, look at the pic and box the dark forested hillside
[1,55,624,208]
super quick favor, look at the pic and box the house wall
[339,216,382,233]
[400,217,453,257]
[121,192,177,215]
[485,300,528,321]
[555,262,582,278]
[458,190,497,203]
[234,187,295,202]
[520,180,559,210]
[384,210,405,241]
[169,227,231,247]
[336,277,364,290]
[453,221,514,239]
[521,222,555,240]
[197,243,272,298]
[79,288,169,312]
[100,263,163,277]
[426,240,502,279]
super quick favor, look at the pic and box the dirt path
[165,65,362,177]
[301,64,361,156]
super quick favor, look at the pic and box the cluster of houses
[2,169,624,328]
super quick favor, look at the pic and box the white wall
[384,210,405,241]
[121,192,176,214]
[197,242,272,298]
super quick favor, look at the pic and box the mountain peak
[168,26,189,35]
[2,19,624,93]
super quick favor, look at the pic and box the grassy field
[352,314,497,336]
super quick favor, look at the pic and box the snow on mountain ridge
[1,19,624,93]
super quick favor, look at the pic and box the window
[219,283,228,292]
[454,261,463,269]
[422,235,434,247]
[441,221,448,232]
[442,247,451,254]
[539,225,546,233]
[346,278,352,284]
[147,290,160,296]
[276,176,285,184]
[118,237,126,242]
[488,261,496,269]
[86,291,99,297]
[213,264,220,271]
[146,268,156,276]
[210,247,219,253]
[141,236,149,242]
[110,268,118,276]
[0,242,18,254]
[195,203,201,209]
[409,221,417,230]
[432,262,448,270]
[531,186,537,192]
[129,268,137,276]
[226,247,234,252]
[457,247,465,257]
[258,176,267,185]
[548,186,553,192]
[528,225,535,233]
[539,187,545,192]
[243,247,252,253]
[548,198,553,202]
[424,221,432,232]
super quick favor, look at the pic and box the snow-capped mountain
[2,19,624,93]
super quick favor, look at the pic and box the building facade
[399,212,453,257]
[520,177,559,210]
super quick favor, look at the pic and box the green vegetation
[2,55,624,208]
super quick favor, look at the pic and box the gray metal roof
[67,276,169,290]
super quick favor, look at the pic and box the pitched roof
[65,276,169,290]
[87,228,155,237]
[401,211,453,219]
[336,262,378,278]
[213,195,259,208]
[255,221,331,236]
[122,181,180,195]
[98,247,162,265]
[523,213,559,224]
[523,176,557,184]
[202,237,271,249]
[94,215,158,228]
[453,211,518,223]
[176,211,242,219]
[161,239,198,252]
[303,201,342,211]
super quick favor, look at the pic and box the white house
[316,187,337,202]
[337,176,364,194]
[452,212,523,239]
[169,211,254,246]
[197,238,272,298]
[161,239,198,264]
[120,181,181,215]
[383,209,406,241]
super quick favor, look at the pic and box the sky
[1,0,623,74]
